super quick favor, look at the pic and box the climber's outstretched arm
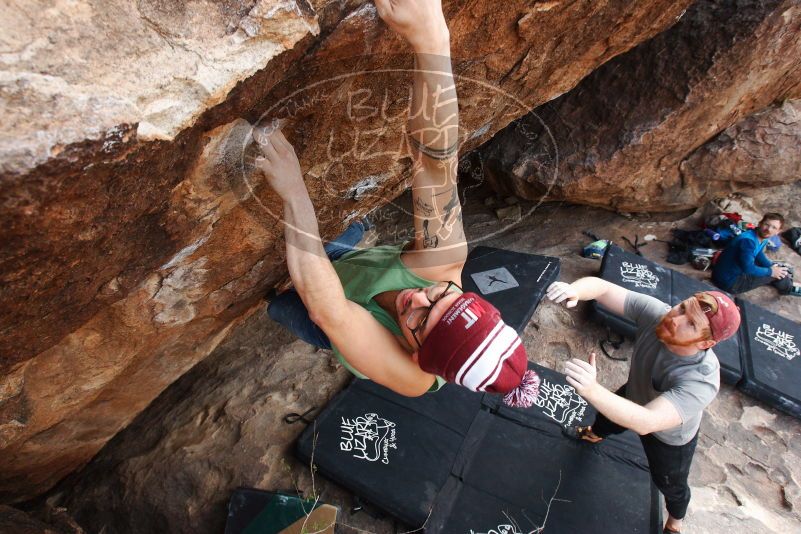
[256,129,436,397]
[255,129,334,310]
[376,0,466,277]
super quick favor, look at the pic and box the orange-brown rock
[0,0,694,501]
[482,0,801,212]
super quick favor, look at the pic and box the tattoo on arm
[422,219,439,249]
[408,135,458,161]
[417,187,463,249]
[414,196,435,217]
[442,187,459,223]
[438,187,461,237]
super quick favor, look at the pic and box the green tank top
[331,243,445,390]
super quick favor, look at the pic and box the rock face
[45,313,355,534]
[0,0,319,172]
[482,0,801,212]
[0,0,694,502]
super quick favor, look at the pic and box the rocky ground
[23,180,801,533]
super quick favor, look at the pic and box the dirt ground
[42,181,801,534]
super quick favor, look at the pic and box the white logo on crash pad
[533,379,588,426]
[470,524,534,534]
[755,324,799,361]
[471,267,519,295]
[340,413,397,464]
[620,261,659,289]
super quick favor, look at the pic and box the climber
[712,212,801,297]
[547,278,741,534]
[256,0,538,406]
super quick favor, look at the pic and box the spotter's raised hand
[564,353,598,397]
[546,281,579,309]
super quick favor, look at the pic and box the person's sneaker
[562,425,604,444]
[789,285,801,297]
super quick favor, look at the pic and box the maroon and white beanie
[417,293,540,408]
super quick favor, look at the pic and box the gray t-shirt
[624,292,720,446]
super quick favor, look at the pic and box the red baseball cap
[417,293,540,407]
[695,291,740,342]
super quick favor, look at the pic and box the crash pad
[427,410,661,534]
[295,380,483,528]
[737,299,801,419]
[462,246,560,332]
[297,364,661,532]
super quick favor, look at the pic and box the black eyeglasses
[406,281,462,348]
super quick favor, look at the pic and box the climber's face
[395,282,462,350]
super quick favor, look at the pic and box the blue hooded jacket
[712,229,773,290]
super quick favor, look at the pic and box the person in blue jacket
[712,212,800,296]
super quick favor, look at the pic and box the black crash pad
[737,299,801,419]
[599,245,672,302]
[425,477,541,534]
[590,244,671,340]
[296,246,661,531]
[592,244,742,385]
[462,246,560,332]
[295,379,484,527]
[427,411,661,534]
[482,362,593,430]
[297,362,662,532]
[482,363,648,458]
